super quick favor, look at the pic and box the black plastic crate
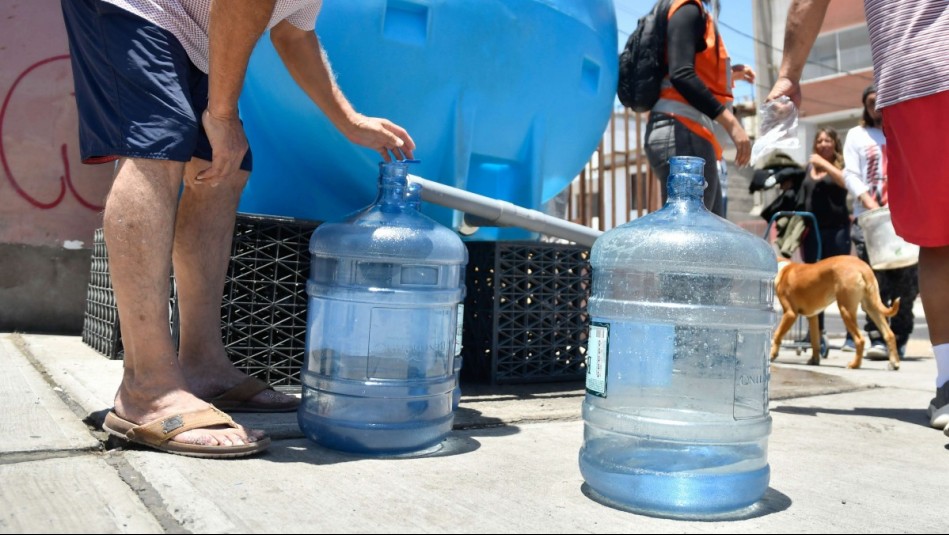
[461,241,592,385]
[81,229,178,360]
[81,229,122,358]
[220,214,320,387]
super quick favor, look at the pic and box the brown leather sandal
[103,407,270,458]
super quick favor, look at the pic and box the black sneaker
[928,382,949,431]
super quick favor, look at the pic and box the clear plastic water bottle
[405,182,464,411]
[300,160,468,454]
[579,156,777,518]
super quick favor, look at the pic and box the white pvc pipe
[407,174,602,247]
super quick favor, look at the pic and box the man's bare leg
[173,159,297,407]
[919,246,949,346]
[107,158,262,446]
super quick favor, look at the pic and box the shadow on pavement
[770,404,929,428]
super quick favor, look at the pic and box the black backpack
[617,0,674,113]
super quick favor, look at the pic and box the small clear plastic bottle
[579,156,777,518]
[300,160,468,454]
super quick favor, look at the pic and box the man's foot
[103,407,270,458]
[112,388,267,450]
[183,363,300,413]
[205,376,300,413]
[927,382,949,430]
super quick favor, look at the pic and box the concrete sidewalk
[1,299,947,533]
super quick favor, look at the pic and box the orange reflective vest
[656,0,732,159]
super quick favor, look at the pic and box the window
[838,27,872,73]
[801,26,872,81]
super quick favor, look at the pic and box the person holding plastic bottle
[60,0,415,457]
[643,0,753,217]
[766,0,949,437]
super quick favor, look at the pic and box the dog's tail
[862,267,900,318]
[882,297,901,318]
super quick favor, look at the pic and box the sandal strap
[127,407,238,447]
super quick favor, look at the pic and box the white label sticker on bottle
[586,322,609,397]
[454,304,464,356]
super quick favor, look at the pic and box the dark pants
[644,113,724,216]
[851,223,918,346]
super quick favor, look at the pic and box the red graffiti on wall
[1,55,103,211]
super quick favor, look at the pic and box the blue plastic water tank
[238,0,617,240]
[299,160,468,455]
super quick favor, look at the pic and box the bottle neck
[378,161,410,207]
[378,177,407,209]
[664,156,707,209]
[405,185,422,211]
[666,176,706,204]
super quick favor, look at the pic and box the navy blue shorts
[60,0,252,171]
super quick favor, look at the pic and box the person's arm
[269,21,415,162]
[197,0,276,183]
[842,129,879,210]
[715,108,750,167]
[765,0,832,106]
[731,64,756,87]
[809,153,845,188]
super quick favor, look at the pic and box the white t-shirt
[842,125,887,219]
[101,0,323,73]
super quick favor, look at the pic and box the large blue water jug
[579,156,777,518]
[300,160,468,455]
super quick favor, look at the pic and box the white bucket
[857,206,919,270]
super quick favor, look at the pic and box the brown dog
[771,255,901,370]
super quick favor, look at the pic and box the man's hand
[766,76,802,108]
[345,114,416,162]
[195,109,249,184]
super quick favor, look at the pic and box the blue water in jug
[579,156,777,518]
[300,161,468,455]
